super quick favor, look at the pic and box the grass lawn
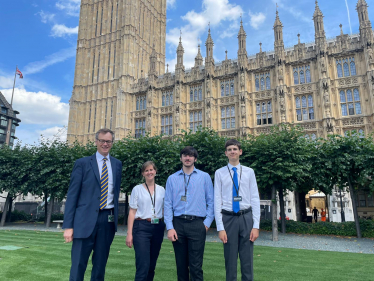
[0,230,373,281]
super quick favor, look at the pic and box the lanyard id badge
[181,171,192,202]
[233,196,242,202]
[145,183,159,224]
[227,165,242,199]
[108,210,114,222]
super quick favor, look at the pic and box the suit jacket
[63,153,122,239]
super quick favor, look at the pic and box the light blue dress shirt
[164,167,214,230]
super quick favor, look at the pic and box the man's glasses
[97,139,113,144]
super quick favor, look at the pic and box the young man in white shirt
[214,139,260,281]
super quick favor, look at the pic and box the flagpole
[11,65,17,106]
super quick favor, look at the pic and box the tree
[244,124,313,239]
[321,132,374,238]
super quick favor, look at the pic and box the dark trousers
[132,220,165,281]
[313,214,318,222]
[172,217,207,281]
[69,209,115,281]
[222,211,254,281]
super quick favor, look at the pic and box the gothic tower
[205,28,215,75]
[313,0,326,54]
[67,0,167,143]
[356,0,374,46]
[237,18,247,68]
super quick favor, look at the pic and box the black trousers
[172,216,207,281]
[132,220,165,281]
[222,211,254,281]
[69,209,115,281]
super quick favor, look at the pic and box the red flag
[16,67,23,79]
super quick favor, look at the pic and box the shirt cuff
[165,221,174,231]
[253,220,260,229]
[216,221,224,231]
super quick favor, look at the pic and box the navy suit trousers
[69,209,115,281]
[133,220,165,281]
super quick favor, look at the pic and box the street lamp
[334,188,346,222]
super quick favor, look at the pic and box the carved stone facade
[68,0,374,143]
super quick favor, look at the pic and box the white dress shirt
[129,184,165,219]
[96,151,114,209]
[214,163,260,231]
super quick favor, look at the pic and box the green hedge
[260,219,374,238]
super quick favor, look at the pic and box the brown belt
[136,218,163,222]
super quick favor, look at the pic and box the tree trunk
[0,194,11,227]
[6,197,13,223]
[271,184,278,241]
[279,188,286,234]
[347,176,361,238]
[325,195,329,222]
[124,193,129,226]
[44,195,48,224]
[46,196,54,228]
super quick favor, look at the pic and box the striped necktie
[100,157,108,210]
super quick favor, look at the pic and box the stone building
[67,0,374,143]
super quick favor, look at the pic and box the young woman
[126,161,165,281]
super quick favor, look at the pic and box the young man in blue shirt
[164,146,214,281]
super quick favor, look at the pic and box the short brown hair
[95,128,115,141]
[225,139,241,150]
[180,146,198,159]
[141,161,157,174]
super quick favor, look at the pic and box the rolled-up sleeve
[204,174,214,228]
[164,177,174,230]
[214,170,224,231]
[250,169,260,229]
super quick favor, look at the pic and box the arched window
[162,95,165,106]
[198,88,202,100]
[255,79,259,91]
[337,63,343,78]
[353,88,360,101]
[225,83,229,96]
[306,69,311,83]
[190,90,193,102]
[346,90,353,102]
[295,97,301,108]
[311,134,316,140]
[136,98,139,110]
[308,95,313,107]
[170,93,173,105]
[266,76,271,90]
[165,94,169,106]
[300,70,305,84]
[309,108,314,120]
[221,84,224,96]
[302,96,307,108]
[230,83,234,95]
[340,90,346,102]
[294,71,299,85]
[262,102,266,112]
[355,102,362,114]
[343,62,349,77]
[358,129,364,137]
[194,89,197,101]
[256,103,260,114]
[260,78,265,91]
[267,101,272,112]
[143,97,146,109]
[350,61,356,76]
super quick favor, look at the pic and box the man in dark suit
[63,128,122,281]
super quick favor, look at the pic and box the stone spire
[149,44,158,77]
[313,0,326,53]
[273,7,284,60]
[356,0,373,46]
[175,31,185,73]
[205,24,215,74]
[237,17,248,67]
[194,44,203,67]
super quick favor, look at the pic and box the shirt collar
[227,163,241,170]
[96,151,110,161]
[178,166,198,175]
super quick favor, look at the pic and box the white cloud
[220,21,240,39]
[23,47,76,75]
[37,10,55,23]
[167,0,176,9]
[166,0,243,71]
[248,10,266,30]
[38,126,67,142]
[0,88,69,126]
[51,24,79,37]
[56,0,81,17]
[274,0,310,24]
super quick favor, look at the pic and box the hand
[167,229,178,242]
[218,230,228,244]
[63,228,74,243]
[126,234,133,248]
[250,228,259,242]
[205,225,209,232]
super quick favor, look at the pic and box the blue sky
[0,0,372,145]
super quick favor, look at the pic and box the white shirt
[129,184,165,219]
[214,163,261,231]
[96,151,114,209]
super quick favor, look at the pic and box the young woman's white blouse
[129,184,165,219]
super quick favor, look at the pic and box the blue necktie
[100,158,108,210]
[232,167,240,213]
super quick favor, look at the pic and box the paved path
[1,222,373,254]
